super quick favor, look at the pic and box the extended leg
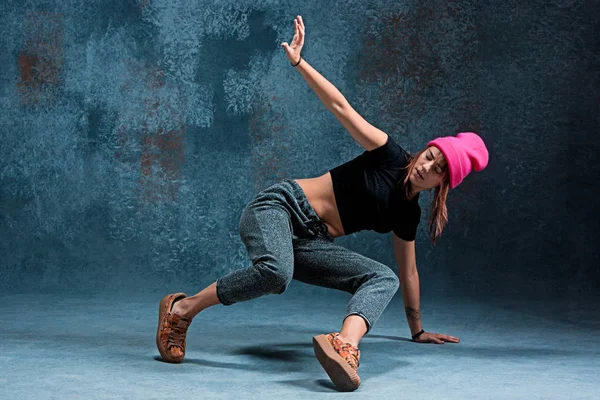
[170,281,219,319]
[157,200,296,363]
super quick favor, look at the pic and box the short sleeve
[392,205,421,241]
[363,135,408,169]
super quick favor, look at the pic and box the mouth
[417,170,424,180]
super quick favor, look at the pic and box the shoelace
[330,333,360,370]
[167,317,190,348]
[343,348,360,370]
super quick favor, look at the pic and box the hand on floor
[413,331,460,344]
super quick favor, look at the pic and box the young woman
[156,15,489,392]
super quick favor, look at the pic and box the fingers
[292,20,298,44]
[435,334,460,344]
[295,15,305,39]
[299,20,305,46]
[294,18,304,33]
[432,336,444,344]
[287,16,304,50]
[441,334,460,343]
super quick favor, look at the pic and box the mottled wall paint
[0,0,598,302]
[17,11,66,107]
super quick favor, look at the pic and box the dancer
[156,15,489,392]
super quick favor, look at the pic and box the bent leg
[173,178,323,318]
[292,237,399,337]
[216,202,295,305]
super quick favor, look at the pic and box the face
[408,146,448,190]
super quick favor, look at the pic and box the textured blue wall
[1,0,598,302]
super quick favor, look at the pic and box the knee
[256,262,293,295]
[377,269,400,294]
[388,270,400,287]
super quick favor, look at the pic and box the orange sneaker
[156,293,192,363]
[312,332,361,391]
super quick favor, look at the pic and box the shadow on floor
[277,378,338,392]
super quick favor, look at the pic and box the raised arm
[282,15,388,151]
[392,233,460,344]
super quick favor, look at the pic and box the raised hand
[414,331,460,344]
[281,15,305,65]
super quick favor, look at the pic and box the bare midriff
[294,172,345,238]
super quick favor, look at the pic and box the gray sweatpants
[215,179,399,333]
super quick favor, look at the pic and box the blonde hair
[399,147,450,245]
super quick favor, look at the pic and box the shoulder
[364,135,411,166]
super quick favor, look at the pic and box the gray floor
[1,285,598,399]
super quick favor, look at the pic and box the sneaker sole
[156,292,186,363]
[312,334,361,392]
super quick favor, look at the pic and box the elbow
[330,99,349,114]
[399,266,418,281]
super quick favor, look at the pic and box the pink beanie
[427,132,489,189]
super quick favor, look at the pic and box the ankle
[172,298,194,319]
[337,333,359,348]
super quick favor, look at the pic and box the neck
[404,174,424,201]
[407,187,420,201]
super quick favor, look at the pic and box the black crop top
[329,135,421,241]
